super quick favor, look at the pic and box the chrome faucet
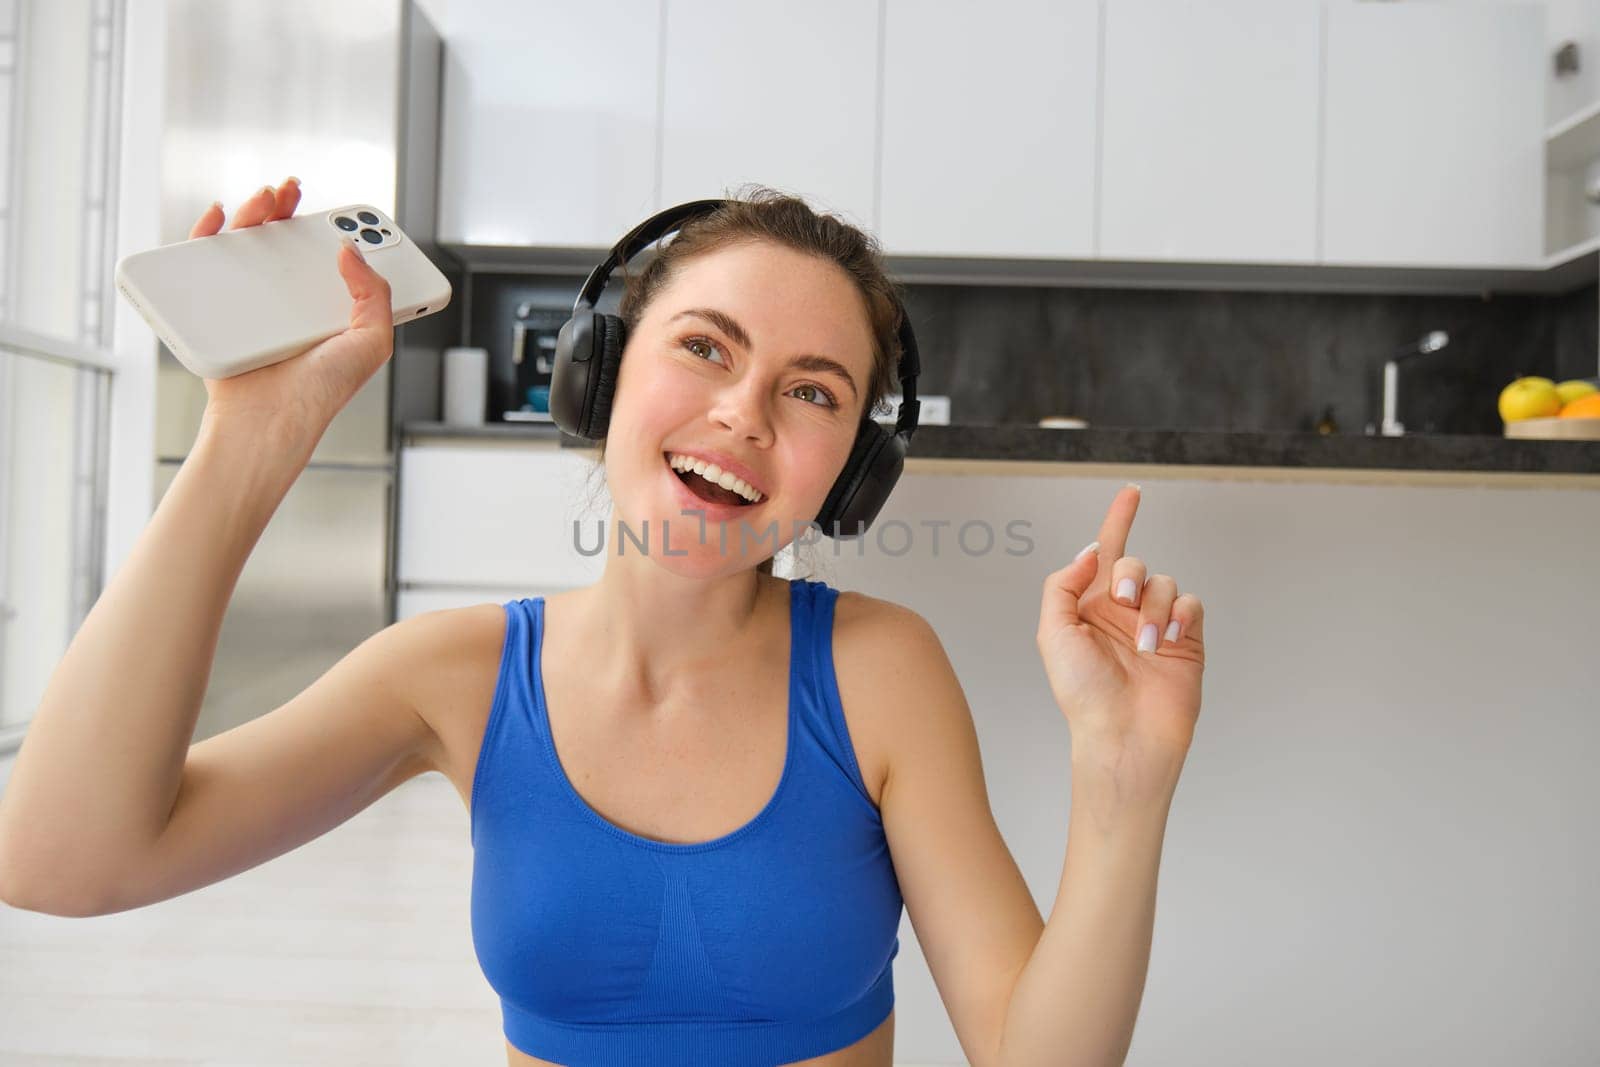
[1373,330,1450,437]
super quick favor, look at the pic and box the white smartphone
[114,203,452,380]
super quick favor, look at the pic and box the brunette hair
[590,185,906,577]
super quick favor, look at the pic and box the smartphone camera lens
[334,215,358,231]
[360,228,382,244]
[357,211,380,225]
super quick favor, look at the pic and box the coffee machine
[505,301,568,421]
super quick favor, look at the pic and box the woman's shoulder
[812,580,938,648]
[388,601,510,685]
[830,589,949,691]
[385,602,512,775]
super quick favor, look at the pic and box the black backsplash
[898,282,1599,435]
[468,271,1599,436]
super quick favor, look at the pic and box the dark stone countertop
[401,420,1600,478]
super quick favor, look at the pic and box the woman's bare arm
[0,178,436,917]
[0,409,493,918]
[0,417,332,912]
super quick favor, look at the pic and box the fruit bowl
[1503,416,1600,440]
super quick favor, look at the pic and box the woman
[0,178,1207,1067]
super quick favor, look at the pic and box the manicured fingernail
[1074,540,1099,562]
[1117,578,1137,603]
[210,200,222,212]
[1126,482,1142,493]
[1165,619,1181,642]
[286,176,300,185]
[1138,623,1158,652]
[259,184,275,197]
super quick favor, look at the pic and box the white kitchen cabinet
[878,0,1099,258]
[1321,0,1544,267]
[1099,0,1321,263]
[397,442,608,600]
[659,0,880,229]
[436,0,661,247]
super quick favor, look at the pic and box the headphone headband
[573,198,727,312]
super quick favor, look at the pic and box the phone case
[114,203,452,380]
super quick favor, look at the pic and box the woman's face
[603,239,878,577]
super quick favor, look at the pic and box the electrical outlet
[873,393,950,425]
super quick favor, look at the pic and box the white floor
[0,766,509,1066]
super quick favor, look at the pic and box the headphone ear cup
[552,310,626,439]
[550,308,596,437]
[581,314,627,438]
[816,424,905,538]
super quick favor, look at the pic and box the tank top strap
[788,578,879,815]
[469,595,550,848]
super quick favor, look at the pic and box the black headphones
[549,198,920,538]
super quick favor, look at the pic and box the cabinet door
[1322,1,1544,266]
[437,0,661,247]
[398,444,608,591]
[659,0,879,228]
[878,0,1098,258]
[1099,0,1320,263]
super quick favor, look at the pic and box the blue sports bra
[469,577,904,1066]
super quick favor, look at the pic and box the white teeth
[666,452,764,504]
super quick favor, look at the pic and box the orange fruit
[1558,393,1600,419]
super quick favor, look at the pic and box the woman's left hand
[1036,484,1206,796]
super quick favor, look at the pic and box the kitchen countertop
[400,421,1600,488]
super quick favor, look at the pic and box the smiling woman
[588,186,909,577]
[0,170,1202,1067]
[456,190,940,1067]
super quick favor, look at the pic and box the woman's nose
[708,375,774,443]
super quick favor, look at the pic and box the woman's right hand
[187,177,396,448]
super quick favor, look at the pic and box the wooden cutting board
[1503,416,1600,440]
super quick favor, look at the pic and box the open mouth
[664,452,762,508]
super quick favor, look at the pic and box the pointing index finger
[1096,483,1142,566]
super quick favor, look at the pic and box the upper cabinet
[1321,1,1545,267]
[436,0,661,248]
[878,0,1099,258]
[435,0,1567,283]
[659,0,880,229]
[1099,0,1321,263]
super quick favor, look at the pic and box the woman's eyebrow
[668,306,860,402]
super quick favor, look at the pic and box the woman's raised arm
[0,178,441,916]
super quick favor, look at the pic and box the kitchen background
[3,0,1600,1064]
[478,269,1600,435]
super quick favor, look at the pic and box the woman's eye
[683,337,726,365]
[792,383,837,409]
